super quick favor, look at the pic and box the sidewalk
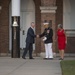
[0,57,75,75]
[0,57,62,75]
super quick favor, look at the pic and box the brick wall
[41,0,56,6]
[41,13,56,52]
[0,0,41,55]
[66,37,75,53]
[56,0,63,26]
[56,0,75,53]
[0,0,10,54]
[34,0,41,53]
[0,0,75,55]
[55,0,63,52]
[40,0,57,52]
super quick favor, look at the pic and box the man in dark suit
[22,22,36,59]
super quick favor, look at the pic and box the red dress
[57,29,66,50]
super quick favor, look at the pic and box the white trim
[40,6,57,13]
[41,10,56,13]
[12,0,20,16]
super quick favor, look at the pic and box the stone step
[0,50,75,57]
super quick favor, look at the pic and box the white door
[20,11,35,50]
[9,0,35,51]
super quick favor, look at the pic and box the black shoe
[59,58,63,60]
[29,58,34,59]
[43,58,48,60]
[22,56,26,59]
[48,58,53,60]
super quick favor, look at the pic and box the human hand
[37,35,39,38]
[42,37,47,41]
[65,41,67,44]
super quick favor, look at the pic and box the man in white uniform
[38,22,53,59]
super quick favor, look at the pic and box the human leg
[59,50,64,60]
[61,50,64,59]
[22,43,29,58]
[48,43,53,58]
[45,44,48,58]
[29,43,33,59]
[59,50,61,57]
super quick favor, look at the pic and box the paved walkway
[0,57,75,75]
[0,57,62,75]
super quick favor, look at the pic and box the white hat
[43,20,49,25]
[43,23,49,25]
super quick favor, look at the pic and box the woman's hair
[58,24,63,29]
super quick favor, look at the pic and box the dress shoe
[59,58,63,60]
[29,58,34,59]
[22,56,26,59]
[43,58,48,60]
[48,58,53,60]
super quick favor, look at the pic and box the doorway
[9,0,35,55]
[20,0,35,50]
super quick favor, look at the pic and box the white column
[11,0,20,58]
[12,0,20,16]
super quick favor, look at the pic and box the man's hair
[31,22,35,25]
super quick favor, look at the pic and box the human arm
[64,30,67,44]
[39,31,45,38]
[45,29,53,39]
[28,28,36,37]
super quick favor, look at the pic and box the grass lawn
[60,60,75,75]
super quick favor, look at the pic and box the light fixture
[13,21,18,26]
[12,17,18,26]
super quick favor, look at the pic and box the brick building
[0,0,75,57]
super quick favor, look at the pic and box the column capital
[40,6,57,13]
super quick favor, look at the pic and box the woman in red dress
[57,24,67,60]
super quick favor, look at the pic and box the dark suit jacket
[26,27,36,44]
[40,27,53,44]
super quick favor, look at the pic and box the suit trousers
[45,43,53,58]
[22,42,33,58]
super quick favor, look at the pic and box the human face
[58,24,63,30]
[44,24,49,28]
[31,23,35,28]
[58,25,61,29]
[58,26,60,29]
